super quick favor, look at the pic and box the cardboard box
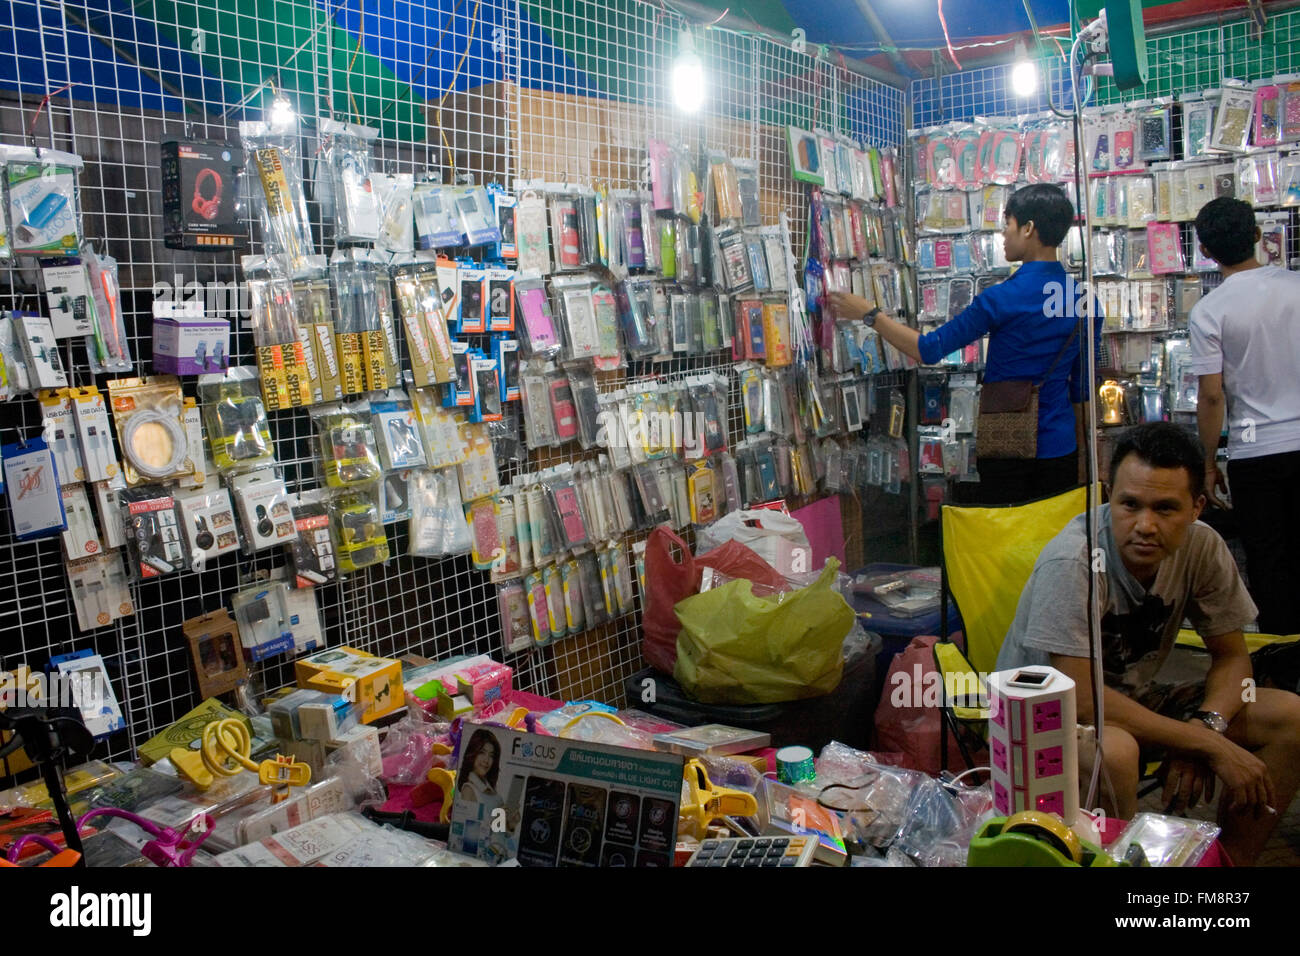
[161,138,247,251]
[294,646,403,725]
[153,300,230,375]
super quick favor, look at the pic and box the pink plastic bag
[873,633,984,776]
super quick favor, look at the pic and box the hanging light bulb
[671,30,706,114]
[1011,40,1038,97]
[267,94,297,129]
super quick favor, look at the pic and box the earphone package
[330,483,389,573]
[160,138,246,251]
[107,375,200,486]
[310,401,382,488]
[176,485,241,568]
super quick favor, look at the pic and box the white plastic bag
[695,508,813,576]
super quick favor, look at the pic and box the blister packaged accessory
[1181,96,1216,158]
[514,188,551,275]
[457,261,487,333]
[454,186,502,247]
[413,181,463,249]
[176,486,240,569]
[232,580,293,662]
[522,570,551,646]
[410,386,467,468]
[393,258,456,387]
[332,249,398,393]
[321,119,380,242]
[469,353,503,423]
[371,392,428,470]
[514,276,562,359]
[16,312,66,389]
[406,468,467,557]
[457,420,500,502]
[4,146,83,258]
[38,388,82,483]
[199,368,275,475]
[520,363,558,447]
[81,251,132,374]
[290,261,340,403]
[498,581,532,655]
[312,402,382,487]
[283,491,336,587]
[108,375,196,485]
[615,278,657,358]
[1211,83,1255,153]
[484,266,516,332]
[229,468,297,554]
[550,193,582,270]
[489,184,517,260]
[463,494,503,570]
[241,112,313,267]
[551,274,601,361]
[370,171,415,252]
[243,257,312,408]
[121,484,186,577]
[330,484,389,573]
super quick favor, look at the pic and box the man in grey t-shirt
[997,423,1300,865]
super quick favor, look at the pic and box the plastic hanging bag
[641,524,787,674]
[672,558,854,705]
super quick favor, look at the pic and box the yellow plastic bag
[673,558,854,704]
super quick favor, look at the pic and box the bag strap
[1038,320,1081,387]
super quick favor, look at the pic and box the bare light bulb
[1011,59,1038,97]
[671,31,706,114]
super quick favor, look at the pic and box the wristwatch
[863,306,882,327]
[1193,710,1229,733]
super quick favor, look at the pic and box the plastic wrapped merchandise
[513,276,563,360]
[331,249,399,393]
[413,181,463,250]
[320,118,380,242]
[615,277,659,359]
[392,255,456,387]
[243,256,313,409]
[199,368,275,475]
[371,390,428,471]
[228,468,298,554]
[241,108,314,267]
[1210,81,1255,153]
[2,145,84,259]
[120,484,188,579]
[371,171,415,252]
[330,483,389,574]
[408,467,472,558]
[311,401,382,488]
[1108,813,1221,867]
[106,375,198,486]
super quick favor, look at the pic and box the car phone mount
[0,707,95,865]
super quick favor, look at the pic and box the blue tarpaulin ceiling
[0,0,1267,128]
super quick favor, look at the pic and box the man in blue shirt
[831,183,1101,504]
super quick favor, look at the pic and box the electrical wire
[435,0,485,180]
[937,0,963,69]
[26,83,72,144]
[347,2,365,125]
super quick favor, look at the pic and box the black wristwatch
[1193,710,1229,734]
[863,306,882,328]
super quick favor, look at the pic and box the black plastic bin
[626,633,880,753]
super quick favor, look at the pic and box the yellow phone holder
[679,758,759,839]
[968,811,1116,867]
[171,718,311,799]
[422,767,456,823]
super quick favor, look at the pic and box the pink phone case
[518,287,557,348]
[553,486,586,544]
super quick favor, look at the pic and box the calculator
[685,836,818,868]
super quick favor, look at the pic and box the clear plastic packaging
[413,181,463,249]
[200,367,275,474]
[241,109,313,267]
[330,483,389,573]
[285,490,337,587]
[514,276,562,359]
[229,468,297,554]
[106,375,197,485]
[371,171,415,252]
[3,145,84,259]
[1107,813,1220,867]
[331,249,399,393]
[408,467,470,557]
[320,118,380,243]
[392,256,457,387]
[311,401,382,488]
[120,484,188,579]
[514,189,551,275]
[1210,82,1255,153]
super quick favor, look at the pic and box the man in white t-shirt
[1188,197,1300,635]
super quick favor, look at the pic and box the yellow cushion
[1174,628,1299,654]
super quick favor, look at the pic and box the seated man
[996,422,1300,864]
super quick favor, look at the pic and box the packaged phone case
[498,581,532,655]
[311,402,382,487]
[457,420,500,502]
[514,276,562,359]
[515,189,551,275]
[407,468,469,557]
[616,277,658,358]
[1147,222,1185,275]
[370,391,427,470]
[1210,83,1255,153]
[1254,84,1281,147]
[330,484,389,573]
[465,495,504,570]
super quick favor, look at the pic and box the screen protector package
[240,110,314,268]
[199,367,275,474]
[311,401,382,488]
[320,118,380,243]
[2,145,83,258]
[330,483,389,573]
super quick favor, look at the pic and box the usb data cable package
[107,375,199,485]
[229,469,297,554]
[60,483,101,559]
[67,554,132,631]
[393,256,457,387]
[70,386,119,482]
[333,249,399,393]
[176,485,240,569]
[39,389,84,483]
[292,258,341,404]
[3,146,83,258]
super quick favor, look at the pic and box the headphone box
[161,138,247,251]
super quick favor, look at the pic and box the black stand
[0,708,95,863]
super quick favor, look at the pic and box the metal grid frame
[0,0,905,767]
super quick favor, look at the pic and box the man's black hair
[1109,422,1206,500]
[1194,197,1258,268]
[1004,183,1074,248]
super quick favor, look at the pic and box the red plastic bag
[641,524,787,674]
